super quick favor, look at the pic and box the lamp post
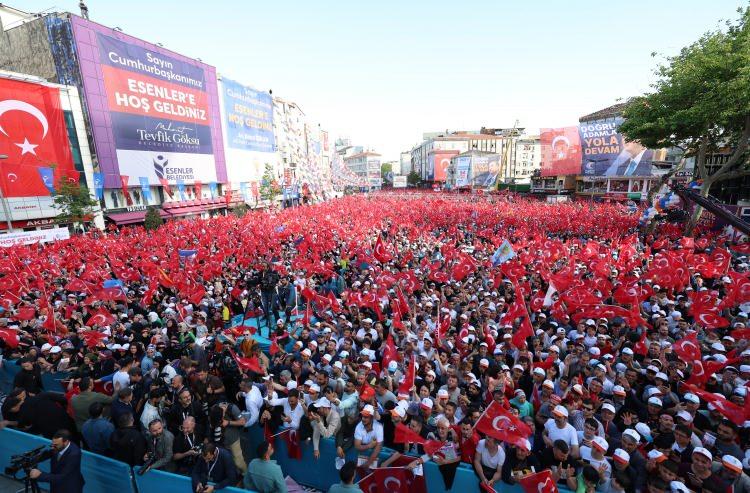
[0,154,12,231]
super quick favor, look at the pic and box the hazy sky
[20,1,744,160]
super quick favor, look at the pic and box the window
[63,110,84,180]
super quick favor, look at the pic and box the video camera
[138,453,157,476]
[4,446,50,477]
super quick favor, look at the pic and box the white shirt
[476,439,506,469]
[354,420,384,445]
[580,446,611,482]
[267,396,304,430]
[112,370,130,393]
[545,419,579,448]
[140,401,161,430]
[241,385,264,427]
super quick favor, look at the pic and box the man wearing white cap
[710,455,750,493]
[354,404,383,471]
[310,397,340,460]
[544,405,580,458]
[581,436,612,482]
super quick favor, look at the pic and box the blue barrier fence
[1,361,570,493]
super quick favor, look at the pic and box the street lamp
[0,154,12,230]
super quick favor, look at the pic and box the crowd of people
[1,194,749,493]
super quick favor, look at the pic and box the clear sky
[19,0,745,161]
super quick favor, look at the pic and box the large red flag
[381,334,398,374]
[682,384,747,425]
[281,429,301,459]
[475,400,532,445]
[0,327,19,348]
[0,77,77,198]
[357,468,409,493]
[519,470,558,493]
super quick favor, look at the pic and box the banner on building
[0,227,70,247]
[393,175,407,188]
[472,154,501,188]
[432,151,456,182]
[0,77,77,198]
[580,118,653,176]
[455,156,471,187]
[540,127,582,177]
[221,78,274,153]
[71,17,226,188]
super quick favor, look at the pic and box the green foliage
[143,207,163,230]
[406,170,421,186]
[619,7,750,234]
[259,163,281,202]
[381,162,393,179]
[52,175,99,227]
[232,203,249,218]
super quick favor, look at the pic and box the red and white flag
[519,470,558,493]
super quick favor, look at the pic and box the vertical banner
[194,180,202,199]
[0,78,77,198]
[176,179,186,201]
[208,181,217,198]
[540,127,582,176]
[251,181,259,200]
[92,172,104,199]
[455,156,471,187]
[119,174,133,205]
[240,182,248,201]
[37,167,56,194]
[138,176,152,202]
[580,118,653,176]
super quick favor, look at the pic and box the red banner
[0,78,77,197]
[432,151,457,182]
[540,127,581,177]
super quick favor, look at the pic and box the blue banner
[580,117,653,176]
[221,78,274,153]
[209,181,217,198]
[138,176,152,202]
[178,249,197,259]
[176,179,186,201]
[240,182,248,201]
[491,240,516,266]
[37,167,55,194]
[93,172,104,199]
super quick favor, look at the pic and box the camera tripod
[15,474,41,493]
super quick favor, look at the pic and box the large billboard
[540,127,582,177]
[580,118,653,176]
[218,77,277,183]
[472,154,501,187]
[71,16,226,188]
[0,77,77,198]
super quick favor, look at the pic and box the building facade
[344,152,382,191]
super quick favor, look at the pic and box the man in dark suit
[191,442,239,492]
[29,429,85,493]
[605,141,654,176]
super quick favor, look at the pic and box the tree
[232,203,249,218]
[407,170,421,187]
[259,163,281,202]
[143,207,163,230]
[51,175,99,231]
[619,7,750,235]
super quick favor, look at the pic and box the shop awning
[105,209,170,225]
[167,206,205,218]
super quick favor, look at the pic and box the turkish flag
[86,307,116,327]
[398,355,415,395]
[0,327,19,348]
[80,330,106,348]
[228,348,264,374]
[381,334,398,374]
[373,236,392,263]
[672,332,701,362]
[682,384,748,425]
[519,470,558,493]
[15,305,36,321]
[0,78,77,197]
[393,423,443,456]
[281,429,301,459]
[475,400,532,445]
[359,468,409,493]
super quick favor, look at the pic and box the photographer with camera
[173,416,205,474]
[141,418,175,474]
[191,442,238,493]
[167,388,206,436]
[27,429,85,493]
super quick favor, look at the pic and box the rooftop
[578,103,628,122]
